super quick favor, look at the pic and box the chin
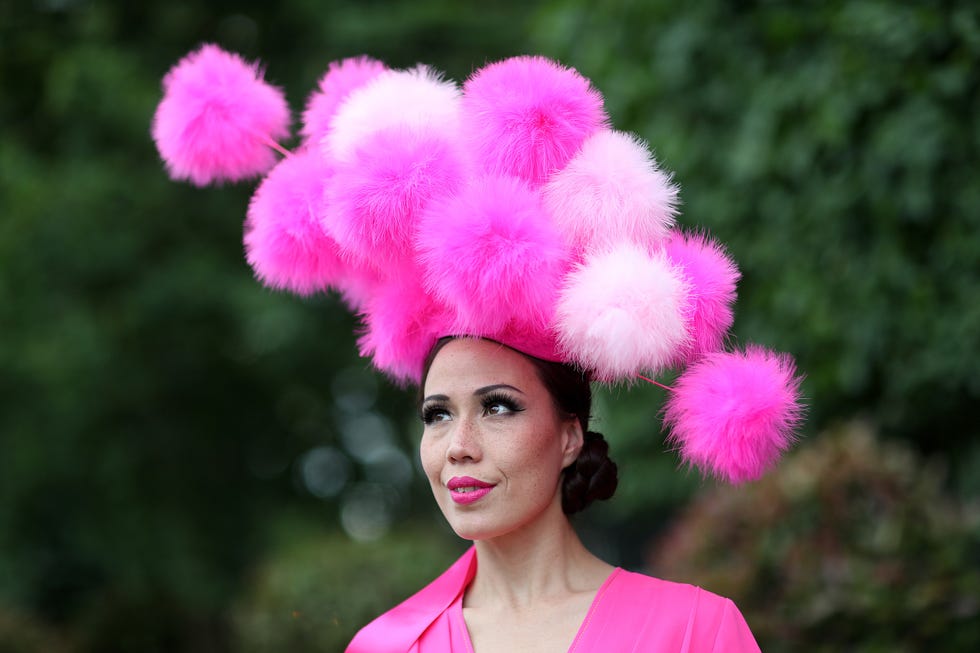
[436,500,513,541]
[443,513,509,542]
[440,502,550,543]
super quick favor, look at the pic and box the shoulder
[345,548,476,653]
[587,569,760,652]
[611,569,729,609]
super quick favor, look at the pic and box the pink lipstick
[447,476,495,505]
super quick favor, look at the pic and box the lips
[447,476,495,505]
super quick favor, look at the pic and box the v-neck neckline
[454,567,623,653]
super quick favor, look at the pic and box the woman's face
[420,338,582,541]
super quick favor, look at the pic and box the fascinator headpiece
[152,45,804,484]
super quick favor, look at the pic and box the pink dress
[346,548,761,652]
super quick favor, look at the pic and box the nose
[446,416,481,464]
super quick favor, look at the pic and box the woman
[345,337,761,652]
[153,47,802,653]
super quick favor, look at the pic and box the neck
[465,492,612,610]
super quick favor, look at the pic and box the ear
[560,418,584,469]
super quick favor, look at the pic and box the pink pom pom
[543,130,678,254]
[664,346,804,484]
[665,230,740,364]
[334,266,382,314]
[152,44,290,186]
[358,276,453,385]
[301,56,387,145]
[324,125,467,271]
[325,66,460,162]
[493,322,563,363]
[243,148,346,295]
[417,175,570,336]
[462,56,607,185]
[557,243,690,380]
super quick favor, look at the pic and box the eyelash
[421,404,448,425]
[481,392,524,416]
[419,392,525,425]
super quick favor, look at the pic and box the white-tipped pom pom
[557,243,690,380]
[301,56,387,145]
[543,130,678,254]
[324,66,461,162]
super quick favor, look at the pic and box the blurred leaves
[0,605,74,653]
[649,421,980,652]
[231,526,463,652]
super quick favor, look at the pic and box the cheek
[504,424,566,486]
[419,434,442,481]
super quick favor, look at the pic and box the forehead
[423,338,540,394]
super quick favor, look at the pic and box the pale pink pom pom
[557,243,690,380]
[358,276,453,385]
[665,230,740,364]
[664,346,804,484]
[544,130,678,254]
[152,44,290,186]
[462,56,607,186]
[324,66,460,162]
[324,125,467,271]
[417,175,570,336]
[244,148,346,295]
[301,56,387,145]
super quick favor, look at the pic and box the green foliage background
[1,0,977,650]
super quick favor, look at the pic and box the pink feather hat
[153,45,804,483]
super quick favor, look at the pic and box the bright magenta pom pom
[665,230,740,365]
[461,56,607,185]
[664,347,803,484]
[493,321,563,363]
[544,130,677,254]
[557,243,690,380]
[152,44,289,186]
[417,175,570,336]
[244,148,346,295]
[301,56,387,145]
[325,66,460,162]
[324,125,467,271]
[358,276,453,385]
[334,265,381,314]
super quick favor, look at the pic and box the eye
[486,402,509,416]
[421,403,451,425]
[481,392,524,417]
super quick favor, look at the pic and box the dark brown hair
[421,337,617,514]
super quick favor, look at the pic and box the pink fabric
[346,548,761,652]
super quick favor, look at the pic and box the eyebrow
[475,384,524,396]
[421,384,524,404]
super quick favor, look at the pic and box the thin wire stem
[636,374,675,393]
[259,135,292,158]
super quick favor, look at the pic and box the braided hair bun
[562,431,618,514]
